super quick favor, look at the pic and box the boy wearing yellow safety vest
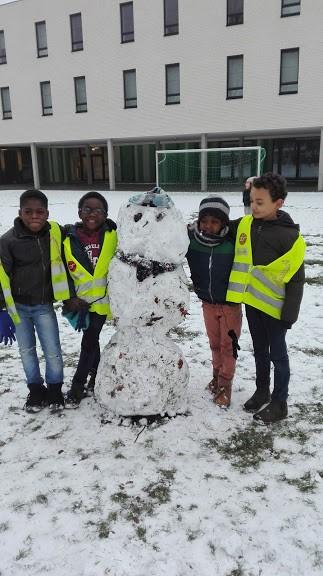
[62,192,117,406]
[227,173,305,423]
[0,189,70,412]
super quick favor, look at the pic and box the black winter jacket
[229,211,305,324]
[0,218,57,307]
[186,222,236,305]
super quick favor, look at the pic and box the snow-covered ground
[0,188,322,576]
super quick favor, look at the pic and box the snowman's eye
[134,212,142,222]
[156,213,165,221]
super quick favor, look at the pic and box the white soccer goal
[155,146,266,191]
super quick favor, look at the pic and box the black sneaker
[244,389,271,412]
[25,384,48,413]
[65,383,84,408]
[47,384,65,412]
[253,400,288,424]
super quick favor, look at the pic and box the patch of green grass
[16,548,30,561]
[187,528,201,541]
[114,452,126,459]
[111,490,130,504]
[170,326,201,340]
[293,402,323,426]
[144,481,170,504]
[136,525,147,541]
[34,494,48,505]
[246,484,267,493]
[280,471,318,493]
[204,425,275,470]
[111,439,125,449]
[0,521,9,532]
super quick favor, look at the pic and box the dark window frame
[281,0,301,17]
[70,13,83,52]
[0,30,7,65]
[164,0,179,36]
[227,55,243,99]
[40,81,53,116]
[1,86,12,119]
[35,21,48,58]
[120,2,134,43]
[279,48,299,95]
[165,63,180,105]
[227,0,244,26]
[123,69,137,109]
[74,76,87,113]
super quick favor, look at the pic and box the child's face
[78,197,107,231]
[199,214,223,235]
[250,186,283,220]
[19,198,49,233]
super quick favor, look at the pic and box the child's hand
[0,310,16,346]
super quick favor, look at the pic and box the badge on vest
[239,233,247,245]
[68,261,77,272]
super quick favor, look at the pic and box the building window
[74,76,87,112]
[281,0,301,17]
[70,13,83,51]
[123,69,137,108]
[40,81,53,116]
[165,63,180,104]
[227,0,244,26]
[164,0,179,36]
[0,30,7,65]
[120,2,134,43]
[280,48,299,94]
[227,55,243,99]
[35,21,48,58]
[1,87,12,119]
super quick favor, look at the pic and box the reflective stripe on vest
[49,221,70,301]
[0,259,20,324]
[63,229,117,318]
[226,215,306,319]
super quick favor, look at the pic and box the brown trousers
[202,302,242,382]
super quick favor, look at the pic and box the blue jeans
[15,303,63,387]
[245,305,290,402]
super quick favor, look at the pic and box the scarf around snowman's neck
[117,250,177,282]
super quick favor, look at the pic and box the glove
[62,307,90,332]
[75,307,90,332]
[228,329,241,360]
[63,297,88,313]
[0,310,16,346]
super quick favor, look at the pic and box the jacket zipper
[37,237,46,303]
[208,248,214,303]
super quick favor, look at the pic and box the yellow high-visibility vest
[226,215,306,319]
[63,229,117,319]
[0,221,70,324]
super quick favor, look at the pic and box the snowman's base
[100,409,190,428]
[96,329,190,418]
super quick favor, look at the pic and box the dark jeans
[72,312,106,387]
[245,305,290,402]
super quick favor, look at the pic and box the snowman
[96,188,190,417]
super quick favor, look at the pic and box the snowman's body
[96,190,190,417]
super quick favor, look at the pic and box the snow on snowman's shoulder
[116,203,189,264]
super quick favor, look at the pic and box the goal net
[156,146,266,191]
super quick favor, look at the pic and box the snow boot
[244,388,271,412]
[253,400,288,424]
[25,384,48,413]
[214,376,232,409]
[65,382,84,408]
[47,383,65,412]
[207,370,219,395]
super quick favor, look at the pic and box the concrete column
[318,128,323,191]
[62,149,68,183]
[134,145,139,182]
[47,148,54,183]
[85,146,93,186]
[52,148,60,183]
[30,143,40,189]
[143,144,150,182]
[107,139,115,191]
[201,133,207,192]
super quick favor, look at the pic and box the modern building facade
[0,0,322,189]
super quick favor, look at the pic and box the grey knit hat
[198,196,230,224]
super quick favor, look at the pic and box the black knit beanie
[198,196,230,224]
